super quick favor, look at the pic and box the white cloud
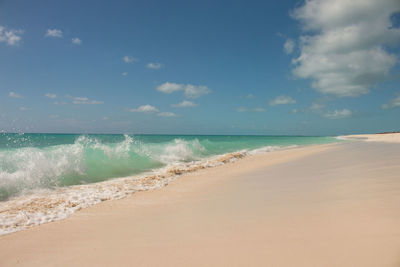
[127,105,159,113]
[147,62,163,69]
[290,0,400,97]
[45,29,63,38]
[156,82,184,94]
[122,72,127,76]
[102,116,109,120]
[252,107,267,112]
[269,95,296,106]
[184,84,211,98]
[19,106,30,111]
[71,38,82,45]
[123,56,137,63]
[73,97,104,105]
[156,82,211,99]
[237,107,266,112]
[284,39,295,54]
[158,112,177,117]
[382,93,400,109]
[53,101,67,105]
[9,91,21,98]
[0,26,23,46]
[172,100,197,108]
[309,102,325,110]
[324,108,352,119]
[49,114,59,118]
[45,93,57,99]
[126,105,177,118]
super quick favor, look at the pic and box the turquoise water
[0,133,338,200]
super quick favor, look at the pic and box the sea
[0,133,339,234]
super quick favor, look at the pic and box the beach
[1,134,400,266]
[342,133,400,143]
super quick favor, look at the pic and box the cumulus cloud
[382,93,400,109]
[269,95,296,106]
[45,29,63,38]
[71,38,82,45]
[324,108,352,119]
[156,82,211,99]
[126,105,177,118]
[184,84,211,98]
[45,93,57,99]
[156,82,184,94]
[127,105,159,113]
[290,0,400,97]
[72,97,103,105]
[0,26,23,46]
[9,91,21,98]
[123,56,137,63]
[172,100,197,108]
[157,112,177,117]
[284,39,295,54]
[147,62,163,69]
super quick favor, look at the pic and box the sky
[1,0,400,135]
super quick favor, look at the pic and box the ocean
[0,133,338,234]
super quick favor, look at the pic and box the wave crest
[0,136,211,200]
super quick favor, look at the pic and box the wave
[0,135,214,201]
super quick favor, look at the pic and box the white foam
[248,145,281,155]
[0,142,86,190]
[334,136,349,140]
[148,138,206,164]
[91,134,135,158]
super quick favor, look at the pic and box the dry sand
[343,132,400,143]
[1,138,400,266]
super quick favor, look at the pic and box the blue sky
[1,0,399,135]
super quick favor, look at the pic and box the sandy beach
[1,135,400,266]
[342,133,400,143]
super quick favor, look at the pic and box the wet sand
[1,138,400,266]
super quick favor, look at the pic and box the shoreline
[0,143,306,236]
[1,136,400,266]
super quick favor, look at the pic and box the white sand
[343,132,400,143]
